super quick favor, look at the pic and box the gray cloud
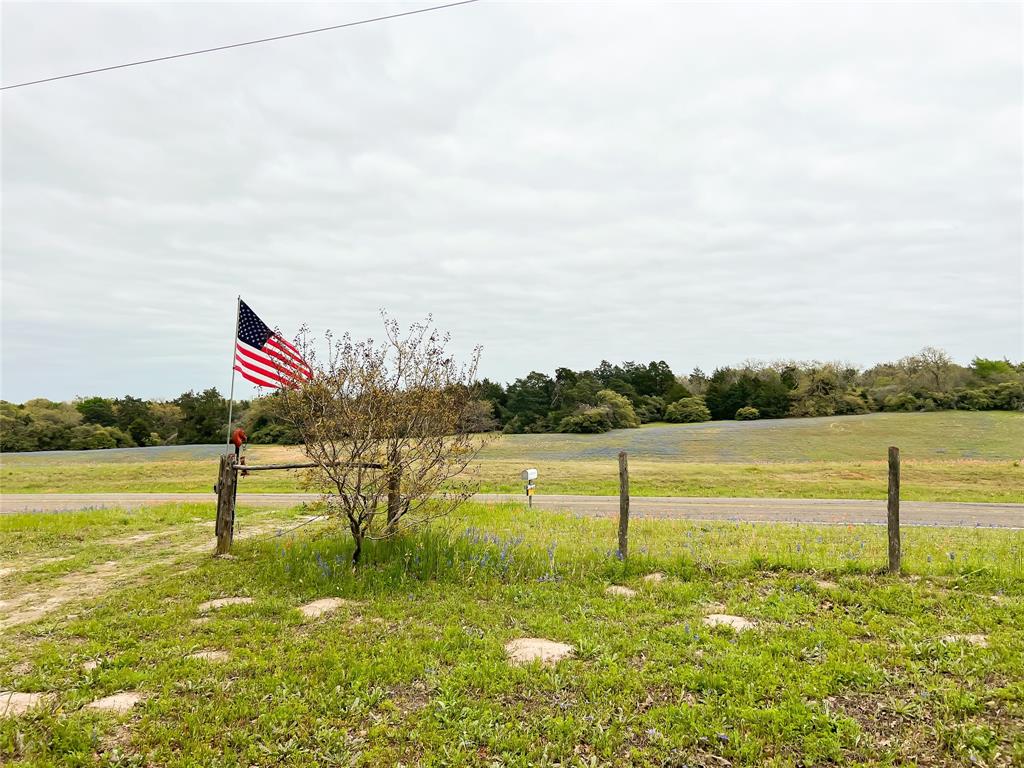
[2,1,1021,401]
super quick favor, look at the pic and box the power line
[1,0,482,92]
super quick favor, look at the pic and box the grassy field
[1,501,1022,766]
[2,412,1022,502]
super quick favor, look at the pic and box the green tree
[557,406,613,433]
[504,372,556,432]
[76,397,117,426]
[595,389,640,429]
[665,397,711,423]
[175,388,227,444]
[735,406,760,420]
[114,396,153,444]
[971,357,1017,381]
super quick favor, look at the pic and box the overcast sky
[1,1,1021,402]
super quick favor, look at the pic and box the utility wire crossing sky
[0,0,481,90]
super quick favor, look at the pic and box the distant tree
[148,402,184,443]
[916,347,954,392]
[67,424,131,449]
[735,406,760,420]
[114,396,153,445]
[704,368,742,420]
[23,399,85,450]
[635,395,666,423]
[883,393,921,412]
[663,379,693,404]
[595,389,640,429]
[175,388,226,444]
[686,368,709,396]
[76,397,117,427]
[788,365,865,417]
[458,399,499,433]
[0,402,37,451]
[557,406,613,433]
[504,372,556,432]
[622,360,676,398]
[971,357,1017,381]
[665,397,711,423]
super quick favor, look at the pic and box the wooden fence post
[215,452,237,555]
[618,451,629,560]
[887,446,901,574]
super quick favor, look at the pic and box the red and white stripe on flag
[233,299,312,389]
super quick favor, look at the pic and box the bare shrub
[279,315,488,563]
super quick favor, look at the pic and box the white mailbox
[521,468,538,482]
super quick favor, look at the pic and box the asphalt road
[1,493,1021,528]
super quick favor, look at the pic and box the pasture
[2,412,1021,502]
[1,501,1022,766]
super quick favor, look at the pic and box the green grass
[1,503,1022,766]
[1,412,1022,503]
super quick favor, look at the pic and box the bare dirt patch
[815,579,839,590]
[828,691,948,764]
[703,614,756,631]
[185,650,229,662]
[0,560,128,630]
[197,597,253,612]
[297,597,353,620]
[505,638,574,666]
[606,585,637,598]
[86,691,145,714]
[0,511,302,631]
[941,633,988,647]
[0,691,51,717]
[643,572,666,584]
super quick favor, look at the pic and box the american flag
[233,300,312,389]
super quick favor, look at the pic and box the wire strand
[1,0,482,91]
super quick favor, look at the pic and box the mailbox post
[521,468,538,508]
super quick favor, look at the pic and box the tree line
[1,348,1021,451]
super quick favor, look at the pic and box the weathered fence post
[887,446,901,574]
[215,452,238,555]
[618,451,630,560]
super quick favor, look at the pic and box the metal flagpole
[225,295,241,446]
